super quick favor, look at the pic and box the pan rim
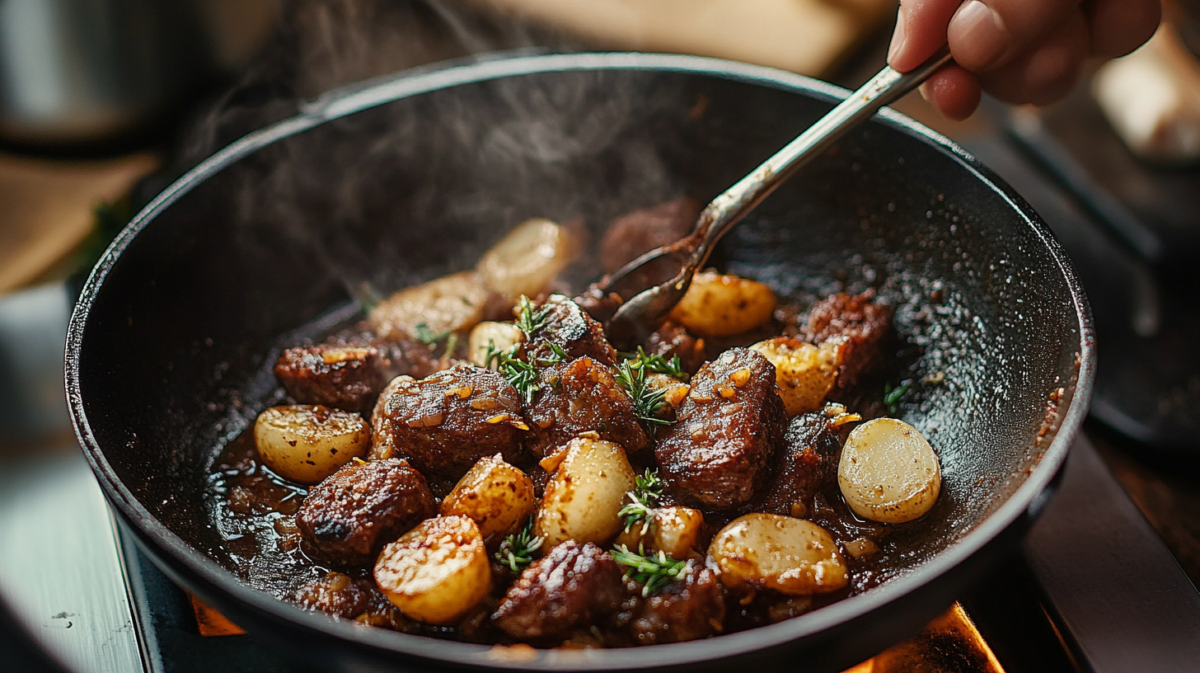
[65,50,1095,670]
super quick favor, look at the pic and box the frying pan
[65,52,1094,673]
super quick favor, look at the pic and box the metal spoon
[602,47,954,349]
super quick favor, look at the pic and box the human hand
[888,0,1162,119]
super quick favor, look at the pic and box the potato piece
[614,506,704,558]
[254,405,369,484]
[750,337,842,415]
[535,437,637,548]
[709,513,848,595]
[440,454,535,540]
[468,322,524,368]
[838,418,941,523]
[374,516,491,625]
[668,271,776,337]
[477,218,579,298]
[368,271,489,342]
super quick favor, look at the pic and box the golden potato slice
[374,516,491,625]
[368,271,489,341]
[614,506,704,558]
[750,337,842,415]
[468,322,524,368]
[838,418,941,523]
[668,270,776,337]
[535,437,637,548]
[440,454,535,540]
[477,218,579,298]
[709,513,848,595]
[254,405,369,484]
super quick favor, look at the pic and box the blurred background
[1,1,1199,672]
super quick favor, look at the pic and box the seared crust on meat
[745,410,847,516]
[524,357,650,457]
[599,196,699,274]
[491,541,623,641]
[802,292,894,395]
[369,365,529,481]
[655,349,786,509]
[275,345,385,412]
[296,459,435,566]
[629,560,725,645]
[526,295,618,367]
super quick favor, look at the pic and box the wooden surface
[0,152,158,294]
[466,0,897,76]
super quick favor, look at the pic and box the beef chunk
[322,326,441,381]
[492,541,624,641]
[629,561,725,645]
[296,458,435,566]
[369,365,529,481]
[275,345,386,412]
[524,357,650,457]
[655,349,786,509]
[573,284,623,325]
[526,295,618,367]
[599,196,700,273]
[294,572,373,619]
[802,292,894,394]
[745,408,849,517]
[645,321,708,374]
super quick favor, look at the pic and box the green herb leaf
[618,469,665,534]
[495,523,544,574]
[615,360,671,427]
[515,295,551,337]
[537,341,568,366]
[610,544,688,596]
[485,340,542,404]
[883,381,911,415]
[413,323,452,346]
[621,347,688,381]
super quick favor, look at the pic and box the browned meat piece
[274,345,386,412]
[294,572,373,619]
[322,326,441,381]
[491,541,624,641]
[525,295,618,367]
[802,291,894,394]
[573,284,623,324]
[745,409,849,517]
[599,196,700,273]
[629,560,725,645]
[655,349,786,509]
[369,365,529,481]
[524,357,650,457]
[295,458,435,566]
[645,321,708,374]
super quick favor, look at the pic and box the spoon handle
[691,46,955,267]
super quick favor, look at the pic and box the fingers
[918,65,982,120]
[947,0,1080,72]
[976,8,1090,105]
[888,0,963,72]
[1088,0,1161,58]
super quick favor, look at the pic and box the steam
[173,0,690,306]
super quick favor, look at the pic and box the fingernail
[887,6,907,66]
[949,0,1008,70]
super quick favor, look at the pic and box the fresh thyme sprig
[610,544,689,596]
[618,469,665,534]
[621,347,688,381]
[413,322,452,346]
[515,295,551,337]
[883,381,911,415]
[485,340,542,404]
[615,360,671,427]
[536,341,568,366]
[495,523,543,573]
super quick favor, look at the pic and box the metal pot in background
[0,0,276,151]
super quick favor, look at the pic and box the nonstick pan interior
[67,53,1093,672]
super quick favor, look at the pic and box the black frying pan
[65,52,1094,673]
